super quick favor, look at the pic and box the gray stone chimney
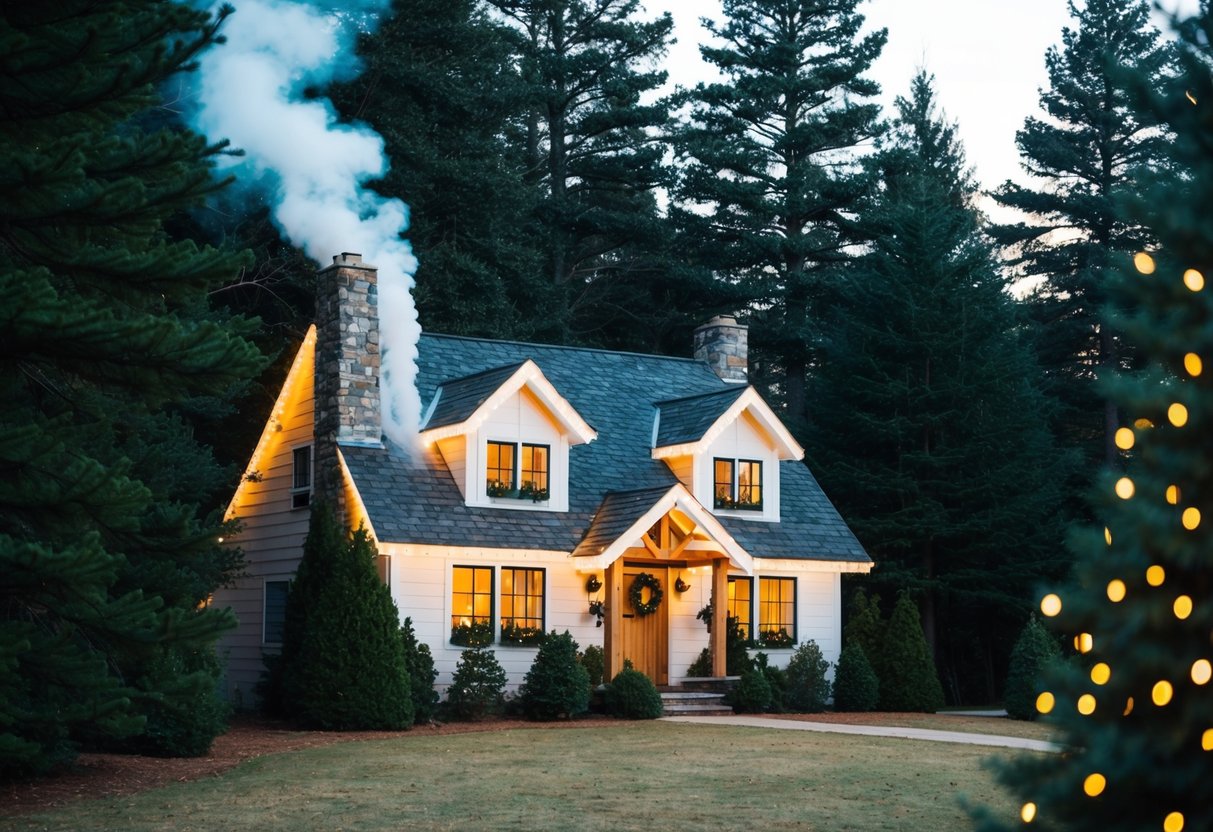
[314,252,382,508]
[694,315,748,383]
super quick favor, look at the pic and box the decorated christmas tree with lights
[976,11,1213,832]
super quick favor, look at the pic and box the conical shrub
[879,592,945,712]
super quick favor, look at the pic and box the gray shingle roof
[570,486,672,558]
[655,386,747,447]
[340,333,869,563]
[423,362,524,430]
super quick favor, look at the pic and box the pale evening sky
[651,0,1199,195]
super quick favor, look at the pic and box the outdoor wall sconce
[585,575,602,593]
[674,574,691,593]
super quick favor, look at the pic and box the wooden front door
[620,565,668,685]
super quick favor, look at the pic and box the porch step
[660,690,733,717]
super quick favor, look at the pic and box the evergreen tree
[832,643,879,712]
[491,0,678,344]
[1003,615,1061,721]
[401,617,439,724]
[328,0,542,339]
[784,640,831,713]
[810,74,1069,703]
[674,0,885,432]
[992,0,1176,471]
[978,11,1213,830]
[0,1,263,775]
[446,648,508,721]
[843,590,885,684]
[879,592,945,713]
[284,527,413,730]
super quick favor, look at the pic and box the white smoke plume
[191,0,421,454]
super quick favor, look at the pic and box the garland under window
[628,572,664,617]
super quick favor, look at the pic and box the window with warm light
[291,445,312,509]
[713,457,762,510]
[451,566,494,645]
[263,580,289,644]
[486,441,515,495]
[758,576,796,646]
[520,444,549,497]
[728,576,753,640]
[500,567,545,644]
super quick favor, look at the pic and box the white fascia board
[650,387,804,461]
[753,557,874,574]
[418,359,597,447]
[377,541,571,561]
[578,483,755,575]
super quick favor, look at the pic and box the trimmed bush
[285,526,414,729]
[401,617,438,724]
[580,645,605,688]
[754,652,787,712]
[518,631,590,720]
[879,592,945,712]
[731,667,772,713]
[784,640,831,713]
[604,661,663,719]
[446,648,507,721]
[1003,615,1061,720]
[686,648,712,677]
[844,590,886,683]
[832,643,880,712]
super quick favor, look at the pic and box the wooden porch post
[711,558,728,677]
[604,561,625,680]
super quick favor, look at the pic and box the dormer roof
[652,385,804,461]
[419,358,597,446]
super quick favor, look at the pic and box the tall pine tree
[809,74,1069,703]
[0,1,263,774]
[977,10,1213,830]
[674,0,885,433]
[992,0,1176,472]
[492,0,677,344]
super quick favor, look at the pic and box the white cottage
[214,252,871,704]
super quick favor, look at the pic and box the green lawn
[2,722,1034,831]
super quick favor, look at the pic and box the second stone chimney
[694,315,748,383]
[314,252,382,506]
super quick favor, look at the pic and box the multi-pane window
[451,566,494,644]
[486,441,515,494]
[263,580,290,644]
[758,576,796,646]
[291,445,312,509]
[714,457,762,510]
[520,444,549,495]
[727,576,753,640]
[501,567,545,643]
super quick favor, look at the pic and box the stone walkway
[661,715,1060,753]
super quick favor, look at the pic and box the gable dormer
[420,360,596,512]
[652,386,803,522]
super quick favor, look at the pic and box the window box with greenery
[713,458,763,510]
[500,623,546,645]
[450,620,494,647]
[757,628,795,649]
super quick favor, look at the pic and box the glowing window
[728,576,753,640]
[714,458,763,510]
[520,444,550,497]
[758,576,796,646]
[486,441,515,495]
[451,566,494,644]
[501,567,545,642]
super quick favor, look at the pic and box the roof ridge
[436,360,526,387]
[655,385,747,407]
[421,331,707,365]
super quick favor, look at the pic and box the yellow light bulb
[1077,694,1096,715]
[1083,773,1106,797]
[1164,811,1185,832]
[1153,680,1174,706]
[1021,802,1037,823]
[1187,90,1199,105]
[1134,252,1156,274]
[1168,403,1189,427]
[1166,485,1180,505]
[1184,353,1203,377]
[1115,477,1135,499]
[1036,691,1055,714]
[1104,526,1113,545]
[1203,728,1213,751]
[1091,663,1111,685]
[1124,697,1134,716]
[1134,417,1155,429]
[1114,427,1135,450]
[1175,595,1193,619]
[1107,580,1126,602]
[1074,632,1093,653]
[1183,269,1204,291]
[1041,593,1062,617]
[1192,659,1212,686]
[1146,565,1165,586]
[1182,507,1201,530]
